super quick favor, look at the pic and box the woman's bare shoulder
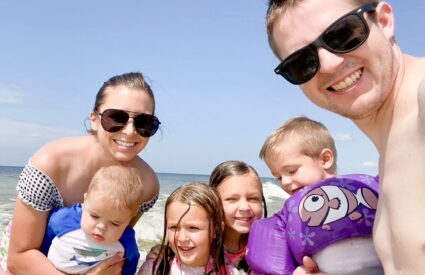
[30,136,90,181]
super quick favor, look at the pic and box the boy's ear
[320,148,334,170]
[83,193,87,202]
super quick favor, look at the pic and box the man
[266,0,425,274]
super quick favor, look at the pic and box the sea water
[0,166,288,259]
[0,166,19,227]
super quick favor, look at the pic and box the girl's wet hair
[93,71,156,114]
[154,182,225,274]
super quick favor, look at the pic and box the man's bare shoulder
[417,58,425,123]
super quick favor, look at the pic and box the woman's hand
[86,253,124,275]
[145,244,163,261]
[293,256,328,275]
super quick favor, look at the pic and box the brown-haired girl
[139,182,227,274]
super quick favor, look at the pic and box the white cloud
[362,161,378,168]
[333,133,353,142]
[0,117,82,166]
[0,85,24,104]
[0,117,80,141]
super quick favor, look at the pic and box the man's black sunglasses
[274,2,377,85]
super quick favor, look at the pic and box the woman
[6,72,160,274]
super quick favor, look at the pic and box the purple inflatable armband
[246,174,379,275]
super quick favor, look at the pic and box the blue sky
[0,1,424,177]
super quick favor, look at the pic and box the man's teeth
[115,140,136,147]
[331,69,362,91]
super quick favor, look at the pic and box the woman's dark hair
[93,72,156,114]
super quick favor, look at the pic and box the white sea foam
[134,194,167,256]
[262,180,289,201]
[0,213,12,226]
[134,196,165,239]
[262,180,288,215]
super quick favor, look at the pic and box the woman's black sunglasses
[274,2,377,85]
[95,109,160,138]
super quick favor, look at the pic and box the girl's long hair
[153,182,225,274]
[209,160,268,273]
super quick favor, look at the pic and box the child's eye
[225,197,238,202]
[249,197,261,203]
[188,226,199,231]
[90,214,99,219]
[168,225,177,231]
[288,168,298,175]
[111,222,120,227]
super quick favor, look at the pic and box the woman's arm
[137,256,157,275]
[7,200,66,274]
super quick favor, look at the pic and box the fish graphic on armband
[298,185,378,230]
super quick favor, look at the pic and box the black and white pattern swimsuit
[17,163,158,213]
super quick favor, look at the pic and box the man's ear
[375,2,395,42]
[319,148,334,170]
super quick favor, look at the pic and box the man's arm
[417,68,425,123]
[293,256,328,275]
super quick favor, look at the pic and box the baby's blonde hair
[260,116,337,173]
[86,165,144,216]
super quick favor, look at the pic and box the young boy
[40,165,144,275]
[246,116,383,275]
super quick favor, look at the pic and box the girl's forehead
[167,201,208,220]
[218,173,261,192]
[166,203,212,229]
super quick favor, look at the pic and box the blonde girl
[209,160,267,274]
[139,182,226,275]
